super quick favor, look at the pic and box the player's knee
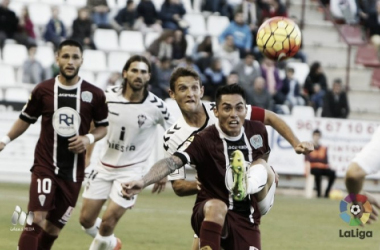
[32,211,46,226]
[79,214,94,229]
[203,199,228,224]
[99,217,117,235]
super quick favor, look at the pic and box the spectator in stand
[260,0,287,23]
[261,57,283,104]
[201,0,233,18]
[303,61,328,97]
[0,0,31,48]
[105,72,123,88]
[112,0,138,31]
[217,35,240,67]
[310,83,325,112]
[246,76,274,110]
[204,58,226,100]
[226,71,240,85]
[136,0,162,33]
[155,57,173,99]
[43,6,67,50]
[148,30,174,60]
[322,78,350,118]
[232,52,261,92]
[356,0,377,23]
[18,6,36,46]
[280,67,305,110]
[22,45,45,84]
[172,29,187,63]
[219,11,252,58]
[365,1,380,52]
[305,129,336,198]
[159,0,186,31]
[71,8,96,50]
[87,0,110,28]
[193,36,213,73]
[177,56,206,83]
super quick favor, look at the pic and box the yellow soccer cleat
[230,150,247,201]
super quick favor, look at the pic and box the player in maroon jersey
[0,40,109,250]
[121,84,279,249]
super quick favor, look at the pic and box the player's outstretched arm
[68,126,107,154]
[121,155,184,199]
[152,176,167,194]
[0,118,31,152]
[264,110,314,154]
[171,179,199,197]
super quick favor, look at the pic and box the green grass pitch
[1,182,379,249]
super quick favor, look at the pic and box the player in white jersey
[79,55,175,250]
[162,67,314,249]
[345,126,380,223]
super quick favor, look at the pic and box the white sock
[89,232,116,250]
[83,217,102,238]
[247,164,268,194]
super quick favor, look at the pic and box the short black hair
[286,67,294,73]
[58,39,83,54]
[169,67,202,91]
[313,129,321,136]
[215,84,246,107]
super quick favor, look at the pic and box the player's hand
[294,141,314,155]
[195,175,202,191]
[68,135,90,154]
[363,192,379,225]
[0,142,5,152]
[152,176,167,194]
[121,180,144,199]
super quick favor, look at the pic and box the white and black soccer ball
[350,205,361,216]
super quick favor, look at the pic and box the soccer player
[345,126,380,223]
[0,40,109,250]
[79,55,175,250]
[121,84,277,249]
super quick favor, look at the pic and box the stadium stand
[4,87,29,102]
[94,28,119,51]
[119,30,145,53]
[107,51,130,72]
[82,49,107,72]
[0,64,16,86]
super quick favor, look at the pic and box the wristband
[0,136,10,145]
[85,134,95,144]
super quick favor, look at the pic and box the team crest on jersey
[138,114,147,128]
[52,107,81,137]
[81,91,93,103]
[250,135,263,149]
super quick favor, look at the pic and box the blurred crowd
[0,0,351,118]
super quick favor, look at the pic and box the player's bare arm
[263,110,314,154]
[0,119,31,152]
[121,155,184,198]
[68,126,107,154]
[171,179,199,196]
[152,176,168,194]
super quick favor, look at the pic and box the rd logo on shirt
[250,135,263,149]
[52,107,81,137]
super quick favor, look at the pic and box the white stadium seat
[79,70,96,84]
[286,62,310,85]
[0,64,16,86]
[192,0,202,12]
[152,0,164,11]
[65,0,87,7]
[35,46,55,68]
[2,44,28,67]
[95,72,111,90]
[59,5,78,27]
[94,29,119,51]
[0,89,3,101]
[144,32,160,49]
[119,31,145,53]
[82,50,107,72]
[184,14,207,37]
[4,87,30,102]
[207,15,230,37]
[9,1,24,17]
[291,105,315,118]
[108,51,130,72]
[29,3,51,27]
[185,34,195,56]
[182,0,193,13]
[40,0,65,5]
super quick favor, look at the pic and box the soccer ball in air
[256,16,302,61]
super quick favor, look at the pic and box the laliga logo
[52,107,81,137]
[339,194,373,239]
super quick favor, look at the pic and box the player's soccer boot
[230,150,247,201]
[113,238,122,250]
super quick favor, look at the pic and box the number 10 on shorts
[36,178,52,207]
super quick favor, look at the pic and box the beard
[60,67,80,80]
[125,78,147,91]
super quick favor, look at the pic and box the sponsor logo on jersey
[81,91,93,103]
[58,93,77,98]
[138,114,147,128]
[52,107,81,137]
[250,135,263,149]
[107,140,136,152]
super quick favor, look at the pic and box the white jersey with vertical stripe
[165,101,254,180]
[98,86,175,168]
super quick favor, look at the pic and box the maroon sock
[37,230,58,250]
[18,223,42,250]
[199,221,222,250]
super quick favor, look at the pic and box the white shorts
[351,127,380,175]
[82,161,145,208]
[258,179,276,216]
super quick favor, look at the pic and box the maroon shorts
[28,166,82,229]
[191,200,261,250]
